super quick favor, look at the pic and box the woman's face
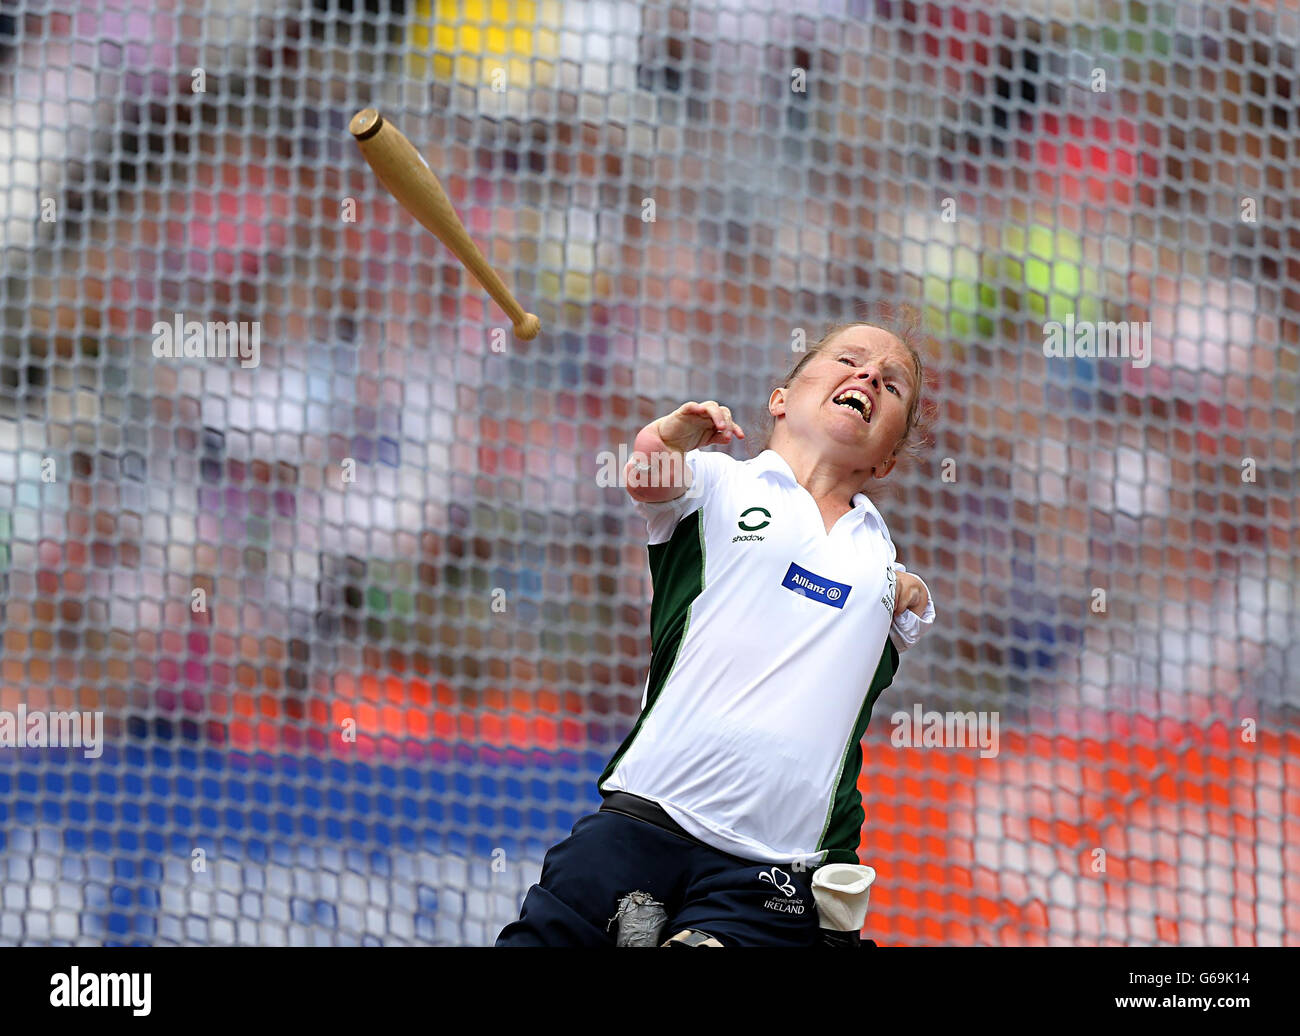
[769,326,916,477]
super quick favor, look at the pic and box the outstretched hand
[656,400,745,453]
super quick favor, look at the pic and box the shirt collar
[749,449,888,534]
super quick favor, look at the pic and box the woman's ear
[874,455,897,480]
[768,386,786,418]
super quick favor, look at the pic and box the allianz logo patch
[780,562,851,609]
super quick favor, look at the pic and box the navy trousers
[495,809,821,947]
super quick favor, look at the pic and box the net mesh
[1,0,1296,946]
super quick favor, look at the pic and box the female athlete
[497,320,935,947]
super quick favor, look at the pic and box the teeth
[833,388,872,421]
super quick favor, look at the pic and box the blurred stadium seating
[0,0,1295,944]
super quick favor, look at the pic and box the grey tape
[607,890,668,948]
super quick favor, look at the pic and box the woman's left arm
[890,566,935,651]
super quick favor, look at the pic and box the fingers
[683,400,745,445]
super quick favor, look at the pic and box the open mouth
[832,388,872,424]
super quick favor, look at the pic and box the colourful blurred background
[0,0,1295,945]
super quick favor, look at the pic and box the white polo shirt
[598,448,935,866]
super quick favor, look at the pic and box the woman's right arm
[625,400,744,503]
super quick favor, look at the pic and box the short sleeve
[632,449,729,545]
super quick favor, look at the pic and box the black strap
[598,791,699,844]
